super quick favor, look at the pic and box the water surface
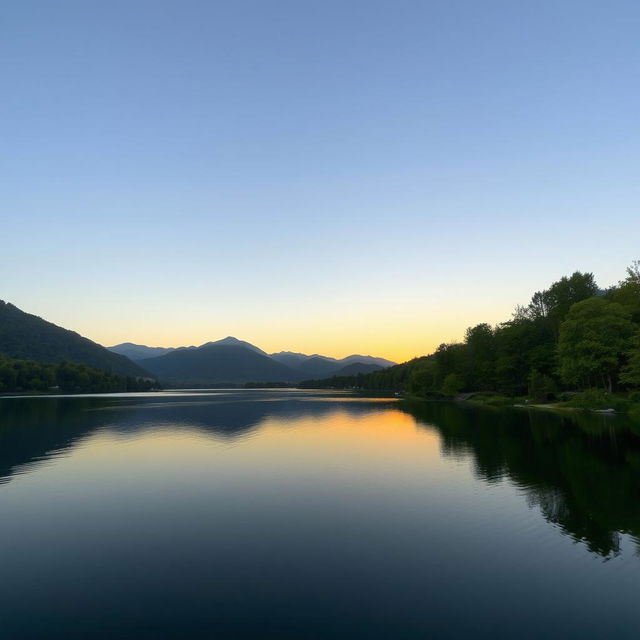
[1,390,639,638]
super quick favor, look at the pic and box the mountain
[0,301,150,378]
[295,356,343,378]
[338,354,396,369]
[109,337,268,363]
[108,342,176,361]
[0,302,393,387]
[270,351,394,379]
[200,336,268,356]
[328,362,385,377]
[269,352,311,369]
[139,344,300,385]
[111,336,396,386]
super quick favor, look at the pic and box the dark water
[1,390,639,639]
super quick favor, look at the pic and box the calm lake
[1,390,639,639]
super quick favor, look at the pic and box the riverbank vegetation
[0,355,157,394]
[301,262,640,413]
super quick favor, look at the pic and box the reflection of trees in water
[401,400,640,558]
[0,397,100,483]
[0,393,396,484]
[98,393,388,438]
[3,392,639,559]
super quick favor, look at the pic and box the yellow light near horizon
[74,292,513,364]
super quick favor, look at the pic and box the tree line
[301,261,640,401]
[0,355,157,394]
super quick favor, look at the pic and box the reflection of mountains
[402,401,640,558]
[0,393,395,484]
[3,393,640,559]
[98,392,395,438]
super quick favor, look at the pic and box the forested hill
[0,301,149,378]
[0,355,156,394]
[301,262,640,400]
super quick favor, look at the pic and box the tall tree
[463,323,496,391]
[544,272,599,333]
[620,331,640,387]
[558,298,634,392]
[608,260,640,323]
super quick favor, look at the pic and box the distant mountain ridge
[200,337,268,356]
[0,301,150,378]
[0,301,394,387]
[107,342,177,361]
[138,344,299,386]
[109,339,395,385]
[269,351,393,370]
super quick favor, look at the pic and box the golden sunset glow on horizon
[2,0,638,369]
[42,288,534,363]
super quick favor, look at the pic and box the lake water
[1,389,639,639]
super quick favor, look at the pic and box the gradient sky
[2,0,639,362]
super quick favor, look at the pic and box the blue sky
[2,0,639,360]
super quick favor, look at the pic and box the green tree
[608,260,640,323]
[547,272,598,330]
[620,331,640,387]
[442,373,463,396]
[518,271,598,335]
[558,298,634,391]
[0,361,18,391]
[528,369,556,401]
[463,323,496,391]
[434,343,466,389]
[408,360,437,395]
[494,320,532,395]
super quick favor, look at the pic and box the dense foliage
[303,262,640,399]
[300,356,433,392]
[0,355,157,393]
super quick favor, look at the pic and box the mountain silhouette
[139,343,300,385]
[0,301,148,378]
[329,362,386,377]
[108,343,177,361]
[111,339,395,385]
[199,336,268,355]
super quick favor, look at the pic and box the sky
[2,0,639,362]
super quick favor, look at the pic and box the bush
[564,389,625,411]
[628,391,640,404]
[470,394,513,407]
[441,373,463,396]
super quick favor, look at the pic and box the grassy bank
[452,389,640,418]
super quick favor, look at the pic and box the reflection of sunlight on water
[2,391,640,566]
